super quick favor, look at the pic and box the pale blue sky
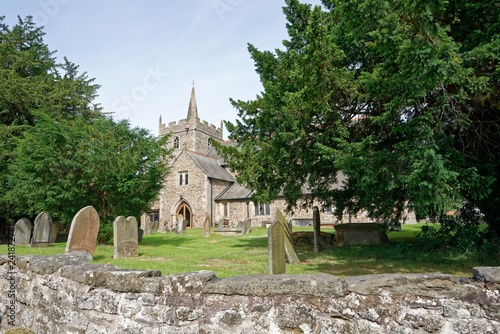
[2,0,322,136]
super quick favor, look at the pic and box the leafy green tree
[6,114,171,222]
[218,0,499,234]
[1,16,171,230]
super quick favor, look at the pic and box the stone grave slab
[14,218,32,245]
[65,206,100,260]
[334,223,388,246]
[113,216,139,258]
[31,211,52,247]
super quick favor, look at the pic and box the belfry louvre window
[254,202,271,216]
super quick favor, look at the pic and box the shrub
[97,222,113,245]
[416,205,486,252]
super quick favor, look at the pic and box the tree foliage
[6,115,171,222]
[218,0,499,234]
[0,16,171,227]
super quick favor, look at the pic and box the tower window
[208,138,212,147]
[173,136,180,149]
[179,173,183,185]
[184,173,189,185]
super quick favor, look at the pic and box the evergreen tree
[218,0,499,234]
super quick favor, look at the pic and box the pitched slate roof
[215,183,252,201]
[186,150,235,182]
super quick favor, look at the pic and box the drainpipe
[210,178,213,227]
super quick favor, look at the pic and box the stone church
[144,87,373,231]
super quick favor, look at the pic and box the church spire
[187,81,199,120]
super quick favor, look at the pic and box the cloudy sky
[2,0,322,136]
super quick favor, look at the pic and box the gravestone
[268,218,286,275]
[276,209,300,264]
[31,211,52,247]
[176,214,184,234]
[138,228,144,243]
[313,206,321,253]
[113,216,138,258]
[49,221,62,243]
[151,221,159,234]
[203,214,211,238]
[14,218,32,245]
[238,221,246,233]
[144,216,153,235]
[244,218,252,234]
[65,206,100,260]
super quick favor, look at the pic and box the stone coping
[2,254,500,297]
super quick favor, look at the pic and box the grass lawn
[12,223,490,278]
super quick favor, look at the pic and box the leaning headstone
[113,216,139,259]
[151,221,159,234]
[268,218,286,275]
[14,218,32,245]
[276,209,300,264]
[65,206,100,260]
[313,206,321,253]
[176,214,184,234]
[49,221,62,243]
[144,216,153,235]
[203,214,211,238]
[31,211,52,247]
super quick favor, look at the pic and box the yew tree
[218,0,499,234]
[1,16,171,226]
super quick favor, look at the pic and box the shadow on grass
[293,241,476,277]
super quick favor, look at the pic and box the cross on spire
[191,79,196,88]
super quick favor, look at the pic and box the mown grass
[12,223,496,278]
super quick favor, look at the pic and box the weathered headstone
[144,216,153,235]
[14,218,32,245]
[313,206,321,253]
[151,221,159,234]
[238,221,246,233]
[244,218,252,234]
[31,211,52,247]
[65,206,100,260]
[49,221,62,243]
[268,218,286,275]
[203,214,211,238]
[276,209,300,264]
[176,214,184,234]
[113,216,138,258]
[138,228,144,243]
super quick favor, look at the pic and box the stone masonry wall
[0,254,499,333]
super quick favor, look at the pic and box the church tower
[159,87,223,155]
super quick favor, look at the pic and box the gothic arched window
[173,136,180,149]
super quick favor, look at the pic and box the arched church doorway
[176,202,192,227]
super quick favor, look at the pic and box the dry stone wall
[0,254,499,333]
